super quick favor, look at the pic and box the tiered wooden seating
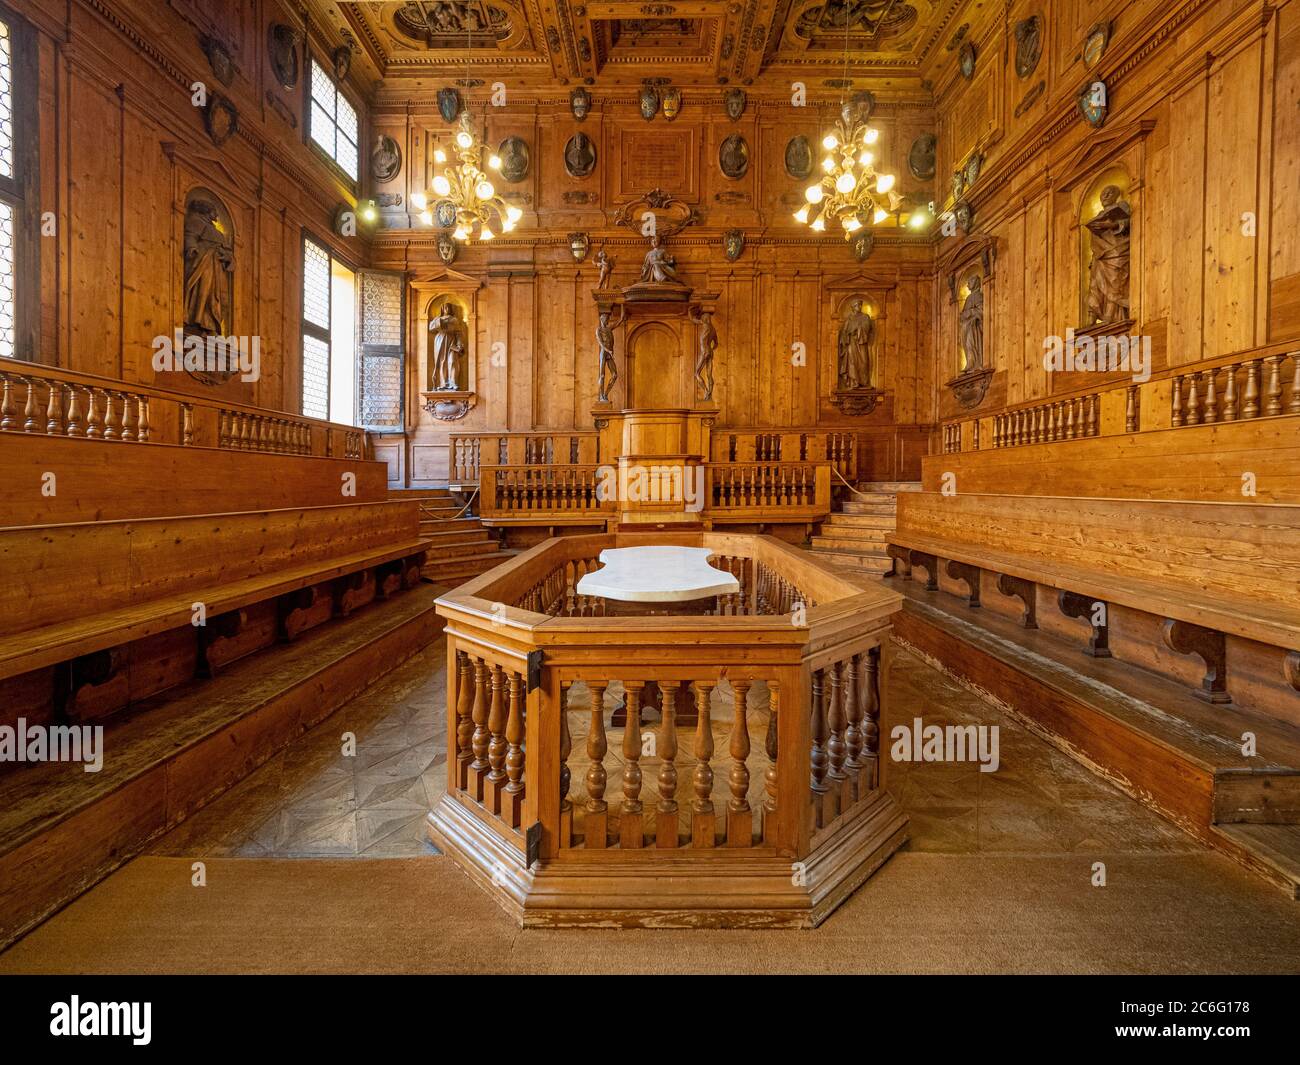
[888,491,1300,894]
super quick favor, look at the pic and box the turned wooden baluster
[138,396,151,441]
[691,681,716,847]
[454,651,474,788]
[843,655,864,796]
[656,680,680,848]
[1203,368,1218,423]
[64,386,83,437]
[1221,365,1238,421]
[502,670,526,826]
[1123,387,1137,433]
[21,377,37,432]
[1243,360,1261,418]
[102,389,120,440]
[825,662,847,817]
[45,382,62,435]
[468,657,491,798]
[120,393,137,441]
[483,663,508,810]
[0,374,13,431]
[1185,373,1201,425]
[84,388,102,439]
[621,681,645,848]
[585,683,609,848]
[1287,353,1300,415]
[1170,375,1184,427]
[862,648,881,789]
[762,682,780,843]
[727,680,752,846]
[810,667,830,827]
[182,404,194,446]
[1264,354,1284,416]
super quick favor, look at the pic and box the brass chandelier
[794,98,901,238]
[413,110,523,243]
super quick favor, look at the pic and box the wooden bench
[0,501,431,715]
[887,491,1300,894]
[889,492,1300,680]
[1,431,389,524]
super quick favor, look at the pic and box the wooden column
[620,681,645,848]
[727,680,752,846]
[691,681,716,847]
[656,680,680,848]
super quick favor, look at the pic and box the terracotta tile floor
[152,620,1200,862]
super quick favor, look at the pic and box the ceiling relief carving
[339,0,964,83]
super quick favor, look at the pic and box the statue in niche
[595,306,625,404]
[183,197,234,337]
[1084,185,1132,326]
[429,302,468,391]
[689,307,717,400]
[638,235,680,285]
[959,275,985,371]
[836,299,874,390]
[595,248,613,289]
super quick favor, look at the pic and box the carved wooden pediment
[823,270,897,295]
[1053,118,1157,191]
[613,189,702,238]
[411,266,484,291]
[938,233,997,304]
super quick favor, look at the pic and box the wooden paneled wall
[926,0,1300,415]
[370,95,940,483]
[12,0,367,411]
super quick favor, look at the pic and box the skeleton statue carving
[429,302,468,391]
[1084,185,1132,326]
[595,306,626,404]
[689,306,718,400]
[836,298,874,390]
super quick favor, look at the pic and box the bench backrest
[895,492,1300,611]
[0,501,419,636]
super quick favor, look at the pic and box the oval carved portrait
[719,133,749,179]
[784,135,813,179]
[498,136,530,182]
[908,133,937,181]
[564,132,596,178]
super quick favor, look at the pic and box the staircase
[387,487,515,583]
[808,481,921,574]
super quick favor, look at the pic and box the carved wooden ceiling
[325,0,975,89]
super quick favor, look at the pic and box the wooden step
[421,527,491,545]
[428,552,516,583]
[824,513,896,530]
[857,481,922,493]
[419,517,483,534]
[1210,825,1300,898]
[0,585,442,949]
[429,539,502,559]
[810,535,888,553]
[805,548,892,573]
[840,500,898,515]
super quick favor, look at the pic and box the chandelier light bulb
[419,210,433,226]
[488,154,502,170]
[434,148,447,164]
[872,207,889,224]
[876,173,896,193]
[793,205,810,223]
[502,218,515,233]
[821,157,836,174]
[835,171,856,194]
[432,174,451,197]
[859,151,873,167]
[476,180,495,200]
[806,184,824,204]
[810,216,826,232]
[822,134,839,150]
[453,226,469,241]
[456,131,473,149]
[506,205,523,223]
[480,226,495,241]
[843,217,862,232]
[864,128,880,145]
[411,192,428,211]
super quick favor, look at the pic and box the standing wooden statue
[183,198,234,337]
[836,299,874,390]
[429,302,467,391]
[689,307,718,400]
[1085,185,1131,326]
[959,276,984,371]
[595,306,625,404]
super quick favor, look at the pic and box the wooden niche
[413,269,482,422]
[939,234,997,413]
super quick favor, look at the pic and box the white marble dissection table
[576,546,739,615]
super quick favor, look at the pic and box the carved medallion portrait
[718,133,749,179]
[959,41,976,80]
[1082,21,1111,68]
[963,152,982,190]
[498,136,530,182]
[371,134,402,183]
[564,132,597,178]
[785,135,813,179]
[438,87,463,123]
[201,36,234,87]
[723,87,746,120]
[908,133,936,180]
[267,23,300,90]
[570,86,591,121]
[203,95,239,147]
[1015,16,1043,79]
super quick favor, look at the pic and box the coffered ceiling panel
[331,0,973,88]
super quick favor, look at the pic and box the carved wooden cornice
[1052,119,1157,192]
